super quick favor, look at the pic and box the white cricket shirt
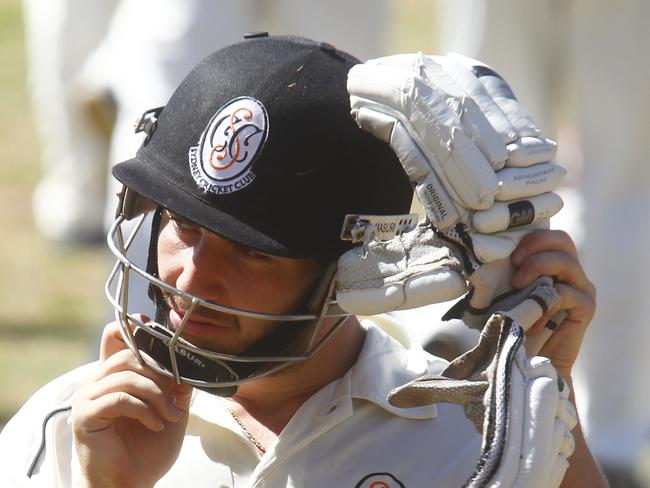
[0,315,481,487]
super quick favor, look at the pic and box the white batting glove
[347,52,565,264]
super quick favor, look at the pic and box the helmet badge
[189,97,269,194]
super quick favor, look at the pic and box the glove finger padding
[335,223,468,316]
[436,53,544,145]
[432,53,560,174]
[442,258,551,330]
[347,52,566,264]
[388,313,578,488]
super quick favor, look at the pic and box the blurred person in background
[24,0,391,245]
[429,1,650,485]
[22,0,390,318]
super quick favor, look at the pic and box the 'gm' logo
[355,472,406,488]
[189,97,268,194]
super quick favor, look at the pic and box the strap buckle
[134,106,164,144]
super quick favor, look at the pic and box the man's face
[156,210,325,355]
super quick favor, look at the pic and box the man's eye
[167,212,198,233]
[172,219,193,232]
[245,249,268,260]
[236,244,271,261]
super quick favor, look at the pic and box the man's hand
[510,230,606,488]
[71,320,193,488]
[510,230,597,378]
[386,229,598,487]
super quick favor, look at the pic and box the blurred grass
[0,0,107,426]
[0,0,441,428]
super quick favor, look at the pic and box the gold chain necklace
[225,406,267,454]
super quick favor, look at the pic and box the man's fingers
[72,345,190,439]
[91,348,186,410]
[511,229,596,331]
[527,283,596,335]
[95,343,169,384]
[511,250,592,293]
[511,229,578,263]
[94,323,194,417]
[552,283,597,327]
[100,314,152,360]
[79,370,182,424]
[73,391,167,434]
[99,322,128,361]
[92,348,147,379]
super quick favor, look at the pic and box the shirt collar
[342,314,446,419]
[188,314,447,424]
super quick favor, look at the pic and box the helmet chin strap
[139,206,342,396]
[134,324,241,397]
[141,288,336,397]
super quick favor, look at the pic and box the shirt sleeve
[0,362,99,486]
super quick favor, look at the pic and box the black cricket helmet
[106,34,412,396]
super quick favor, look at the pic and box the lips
[159,288,238,334]
[169,308,235,337]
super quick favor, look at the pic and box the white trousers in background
[23,0,390,243]
[436,0,650,475]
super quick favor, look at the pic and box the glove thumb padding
[335,223,468,315]
[441,256,564,354]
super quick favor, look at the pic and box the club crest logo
[355,472,406,488]
[189,97,268,194]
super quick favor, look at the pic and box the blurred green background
[0,0,108,427]
[0,0,439,428]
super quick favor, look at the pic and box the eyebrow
[164,209,275,258]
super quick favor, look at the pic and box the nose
[173,234,229,303]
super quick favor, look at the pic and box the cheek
[257,265,322,313]
[224,267,313,315]
[156,228,182,283]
